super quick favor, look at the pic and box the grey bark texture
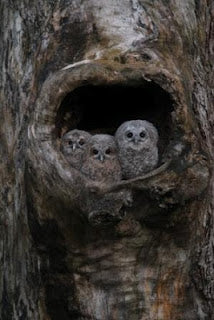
[0,0,214,319]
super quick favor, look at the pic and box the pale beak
[98,154,105,162]
[133,137,139,144]
[72,143,76,151]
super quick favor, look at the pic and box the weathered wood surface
[0,1,214,319]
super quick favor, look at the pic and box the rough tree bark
[0,0,213,319]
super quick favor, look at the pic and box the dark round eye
[79,139,85,146]
[126,132,133,138]
[68,140,72,145]
[140,131,146,138]
[92,149,99,155]
[105,148,111,155]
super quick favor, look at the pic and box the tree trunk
[0,1,213,319]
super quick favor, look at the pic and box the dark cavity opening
[55,82,174,155]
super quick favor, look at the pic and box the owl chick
[81,134,122,183]
[60,129,91,170]
[115,120,159,179]
[80,134,132,226]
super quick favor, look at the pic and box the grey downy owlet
[80,134,131,225]
[60,129,91,170]
[115,120,159,179]
[81,134,122,183]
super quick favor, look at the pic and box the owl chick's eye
[126,132,133,138]
[68,140,73,146]
[140,131,146,138]
[92,149,99,155]
[79,139,85,146]
[105,148,111,155]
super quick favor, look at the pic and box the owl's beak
[98,154,105,162]
[72,143,77,151]
[133,137,140,144]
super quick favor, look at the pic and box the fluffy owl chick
[80,134,132,226]
[81,134,122,183]
[115,120,159,179]
[60,129,91,170]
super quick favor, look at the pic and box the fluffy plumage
[81,134,122,183]
[115,120,159,179]
[60,129,91,170]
